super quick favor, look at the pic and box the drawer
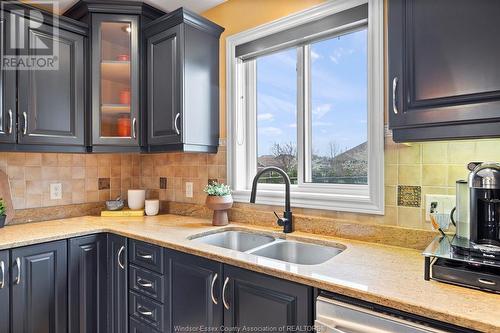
[129,239,164,273]
[129,291,165,332]
[129,264,165,303]
[129,317,162,333]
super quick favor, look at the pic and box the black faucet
[250,166,293,233]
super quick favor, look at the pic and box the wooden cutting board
[0,170,14,225]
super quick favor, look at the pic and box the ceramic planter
[0,215,5,228]
[205,195,233,226]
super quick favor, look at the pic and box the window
[227,0,384,214]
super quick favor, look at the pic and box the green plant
[204,182,232,196]
[0,198,6,216]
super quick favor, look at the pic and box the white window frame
[226,0,384,214]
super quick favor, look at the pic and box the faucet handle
[273,211,288,227]
[273,211,280,220]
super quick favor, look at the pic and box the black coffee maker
[469,162,500,247]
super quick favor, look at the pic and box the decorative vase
[205,195,233,226]
[0,215,5,228]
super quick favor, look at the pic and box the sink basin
[250,240,343,265]
[193,231,275,252]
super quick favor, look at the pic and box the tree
[270,142,296,174]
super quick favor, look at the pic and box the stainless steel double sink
[190,230,344,265]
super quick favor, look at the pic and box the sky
[256,28,368,157]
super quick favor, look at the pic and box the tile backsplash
[1,138,500,230]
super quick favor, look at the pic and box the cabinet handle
[478,278,496,286]
[174,113,180,135]
[210,273,218,305]
[117,245,125,270]
[137,305,153,317]
[14,257,21,285]
[132,117,137,139]
[137,278,153,288]
[137,252,153,260]
[22,112,27,135]
[222,277,230,310]
[392,77,399,115]
[7,109,13,134]
[0,261,4,289]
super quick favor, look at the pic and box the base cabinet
[223,265,313,331]
[108,234,129,333]
[68,234,108,333]
[11,240,68,333]
[0,250,9,332]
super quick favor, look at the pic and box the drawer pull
[137,252,153,260]
[478,278,496,286]
[0,261,4,289]
[137,305,153,317]
[137,278,153,288]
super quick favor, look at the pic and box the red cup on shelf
[119,90,131,105]
[117,114,131,137]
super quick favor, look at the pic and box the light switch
[185,182,193,198]
[50,183,62,200]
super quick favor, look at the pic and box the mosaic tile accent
[397,185,421,207]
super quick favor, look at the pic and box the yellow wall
[202,0,325,138]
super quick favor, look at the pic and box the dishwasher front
[315,293,474,333]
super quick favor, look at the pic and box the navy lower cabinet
[108,234,129,333]
[11,240,68,333]
[0,250,9,332]
[165,248,224,332]
[223,265,313,332]
[68,234,108,333]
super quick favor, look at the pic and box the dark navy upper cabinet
[107,234,129,333]
[10,240,68,333]
[0,12,16,145]
[388,0,500,142]
[0,250,9,333]
[144,9,224,153]
[165,248,223,332]
[69,234,108,333]
[223,265,313,331]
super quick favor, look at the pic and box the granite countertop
[0,214,498,332]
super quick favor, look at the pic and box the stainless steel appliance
[315,293,470,333]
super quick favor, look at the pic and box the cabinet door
[0,250,9,332]
[388,0,500,141]
[223,265,313,331]
[92,14,140,147]
[0,12,16,143]
[107,234,128,333]
[145,24,182,146]
[69,234,108,333]
[11,240,68,333]
[166,248,223,332]
[17,19,85,146]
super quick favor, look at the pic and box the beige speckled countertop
[0,214,498,332]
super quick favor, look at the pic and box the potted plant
[204,182,233,226]
[0,198,6,228]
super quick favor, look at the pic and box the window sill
[232,189,384,215]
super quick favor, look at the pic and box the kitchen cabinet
[0,12,16,144]
[388,0,500,142]
[107,234,129,333]
[165,248,223,331]
[223,265,313,331]
[144,9,224,153]
[10,240,68,333]
[0,250,9,332]
[68,234,108,333]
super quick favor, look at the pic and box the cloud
[329,47,354,64]
[257,113,274,121]
[312,121,334,127]
[310,50,321,62]
[312,104,332,119]
[259,127,283,136]
[258,94,296,114]
[288,123,297,128]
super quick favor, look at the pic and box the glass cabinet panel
[100,21,132,138]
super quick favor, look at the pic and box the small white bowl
[145,199,160,216]
[128,189,146,210]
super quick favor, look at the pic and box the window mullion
[302,45,312,183]
[296,47,305,186]
[245,60,257,189]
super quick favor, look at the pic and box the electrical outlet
[425,194,455,222]
[50,183,62,200]
[185,182,193,198]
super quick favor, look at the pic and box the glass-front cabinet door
[92,14,139,147]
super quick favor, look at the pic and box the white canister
[145,199,160,216]
[128,189,146,210]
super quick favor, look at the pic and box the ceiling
[52,0,226,14]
